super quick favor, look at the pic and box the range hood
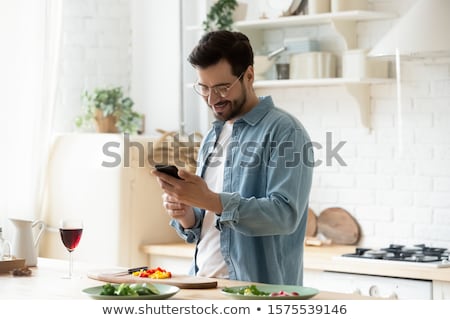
[369,0,450,59]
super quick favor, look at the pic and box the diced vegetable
[270,290,300,297]
[132,267,171,279]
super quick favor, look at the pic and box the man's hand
[151,168,223,214]
[162,193,195,229]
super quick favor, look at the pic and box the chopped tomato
[132,267,171,279]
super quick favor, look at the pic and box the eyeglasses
[193,72,244,98]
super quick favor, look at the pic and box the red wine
[59,228,83,251]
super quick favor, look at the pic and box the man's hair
[188,30,254,77]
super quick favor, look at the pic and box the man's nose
[207,89,221,105]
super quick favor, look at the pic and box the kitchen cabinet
[39,133,181,267]
[182,4,395,132]
[304,269,450,300]
[303,269,433,299]
[432,280,450,299]
[303,245,450,300]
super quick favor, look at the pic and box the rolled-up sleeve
[169,207,204,243]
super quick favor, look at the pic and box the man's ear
[246,65,255,82]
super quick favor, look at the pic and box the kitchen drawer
[304,269,432,299]
[432,280,450,299]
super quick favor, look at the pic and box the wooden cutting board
[87,270,218,289]
[317,207,360,245]
[306,208,317,237]
[0,258,25,273]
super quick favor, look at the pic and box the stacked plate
[285,38,320,54]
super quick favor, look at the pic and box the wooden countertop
[0,257,378,300]
[142,243,450,282]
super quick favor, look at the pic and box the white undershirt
[196,121,233,278]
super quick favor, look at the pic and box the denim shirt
[170,96,314,285]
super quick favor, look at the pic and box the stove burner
[415,244,448,256]
[404,254,440,263]
[342,243,450,264]
[363,250,387,259]
[355,247,371,255]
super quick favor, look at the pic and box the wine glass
[59,219,83,279]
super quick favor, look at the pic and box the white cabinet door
[432,280,450,299]
[304,269,433,299]
[39,133,181,267]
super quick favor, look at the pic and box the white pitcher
[9,218,45,266]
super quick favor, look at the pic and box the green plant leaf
[75,86,142,134]
[203,0,238,32]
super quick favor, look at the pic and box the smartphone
[155,164,182,179]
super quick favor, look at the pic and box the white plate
[82,283,180,300]
[221,284,319,300]
[264,0,293,18]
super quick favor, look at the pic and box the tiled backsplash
[260,59,450,248]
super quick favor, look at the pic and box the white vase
[233,2,248,22]
[331,0,368,12]
[308,0,331,15]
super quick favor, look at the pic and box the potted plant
[75,87,143,134]
[203,0,239,32]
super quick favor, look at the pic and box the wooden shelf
[254,78,393,131]
[234,10,395,50]
[253,77,392,88]
[186,10,395,32]
[234,10,396,30]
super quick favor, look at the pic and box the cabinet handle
[369,285,379,297]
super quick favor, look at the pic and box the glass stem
[69,251,73,278]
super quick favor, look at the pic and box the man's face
[195,60,248,122]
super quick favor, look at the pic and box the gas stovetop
[339,244,450,268]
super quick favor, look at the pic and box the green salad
[100,283,160,296]
[223,284,301,297]
[222,285,270,296]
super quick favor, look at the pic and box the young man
[152,30,313,285]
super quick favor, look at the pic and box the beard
[210,89,247,122]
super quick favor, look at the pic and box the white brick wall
[256,0,450,248]
[54,0,132,132]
